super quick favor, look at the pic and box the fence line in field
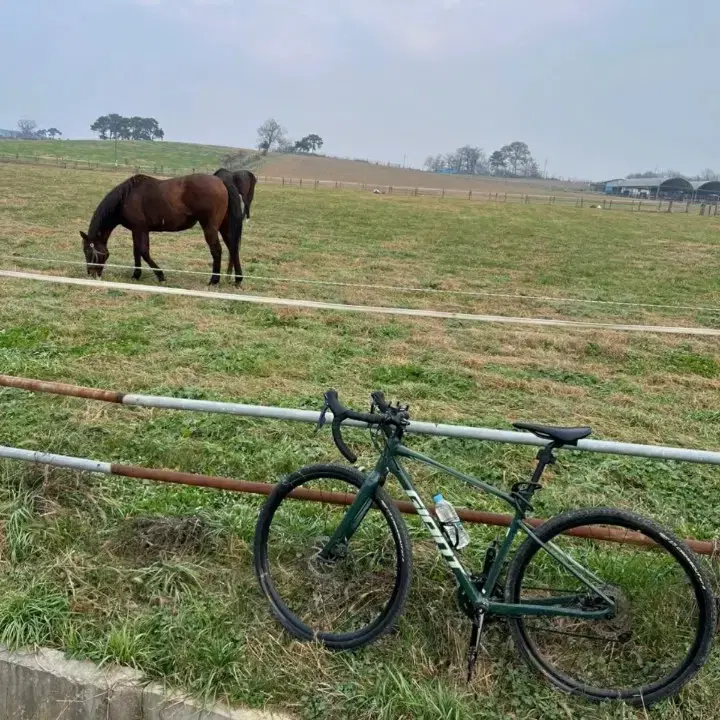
[3,255,717,314]
[1,372,719,554]
[1,443,717,555]
[3,269,720,337]
[4,373,720,466]
[2,152,718,216]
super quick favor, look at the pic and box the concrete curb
[0,647,292,720]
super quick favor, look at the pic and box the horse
[80,173,244,285]
[214,168,257,220]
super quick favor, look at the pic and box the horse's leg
[219,220,233,281]
[138,232,166,282]
[220,218,243,285]
[131,232,143,280]
[203,226,222,285]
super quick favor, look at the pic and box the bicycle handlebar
[322,389,408,463]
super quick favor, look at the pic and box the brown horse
[214,168,257,219]
[80,173,244,285]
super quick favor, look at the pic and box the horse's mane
[88,174,154,237]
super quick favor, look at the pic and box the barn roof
[613,177,694,191]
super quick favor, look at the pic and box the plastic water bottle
[433,494,470,550]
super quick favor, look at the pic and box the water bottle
[433,494,470,550]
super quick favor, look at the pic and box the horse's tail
[219,174,244,259]
[244,171,257,220]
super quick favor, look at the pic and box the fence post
[282,177,285,187]
[495,192,498,202]
[441,188,445,199]
[504,193,507,203]
[580,197,584,208]
[700,203,706,216]
[299,178,302,188]
[389,186,393,194]
[639,200,643,211]
[667,199,673,213]
[415,187,419,196]
[468,189,472,200]
[525,194,529,204]
[686,200,690,213]
[657,200,661,212]
[715,203,719,216]
[488,192,492,201]
[315,179,319,189]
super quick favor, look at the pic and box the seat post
[530,442,560,484]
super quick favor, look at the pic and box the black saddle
[513,422,592,445]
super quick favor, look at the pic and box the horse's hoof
[132,271,142,280]
[209,278,220,286]
[234,278,243,286]
[157,275,166,283]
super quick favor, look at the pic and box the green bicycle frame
[321,436,615,621]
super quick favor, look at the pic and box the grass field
[1,162,720,719]
[0,138,241,173]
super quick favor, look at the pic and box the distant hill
[0,138,252,174]
[259,154,589,195]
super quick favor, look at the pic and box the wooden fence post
[580,197,584,208]
[667,199,673,213]
[389,186,393,194]
[495,193,498,202]
[468,189,472,200]
[504,193,507,203]
[686,200,690,213]
[299,178,303,188]
[282,177,285,187]
[441,188,445,199]
[525,194,529,204]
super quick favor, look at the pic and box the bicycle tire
[504,507,716,706]
[254,464,412,650]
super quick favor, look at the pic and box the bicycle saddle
[513,422,592,445]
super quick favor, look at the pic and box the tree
[501,141,532,177]
[424,154,445,172]
[489,150,507,176]
[303,133,323,152]
[17,119,38,139]
[455,145,486,174]
[90,115,110,140]
[46,128,62,140]
[256,118,286,154]
[293,137,311,153]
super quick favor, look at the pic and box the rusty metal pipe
[112,462,717,556]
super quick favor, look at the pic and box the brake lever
[315,402,329,434]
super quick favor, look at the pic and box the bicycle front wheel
[505,508,716,706]
[254,464,412,650]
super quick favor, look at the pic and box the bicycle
[254,389,716,706]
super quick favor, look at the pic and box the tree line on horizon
[424,141,542,178]
[90,114,165,141]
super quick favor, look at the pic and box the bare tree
[256,118,286,155]
[17,119,38,139]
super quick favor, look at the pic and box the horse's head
[80,231,110,278]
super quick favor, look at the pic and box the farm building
[604,177,694,199]
[691,180,720,201]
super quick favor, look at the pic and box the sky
[2,0,719,180]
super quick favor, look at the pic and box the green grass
[0,138,245,174]
[0,162,719,718]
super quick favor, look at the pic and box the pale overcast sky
[2,0,719,179]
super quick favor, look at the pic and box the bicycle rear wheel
[254,464,412,650]
[505,508,716,706]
